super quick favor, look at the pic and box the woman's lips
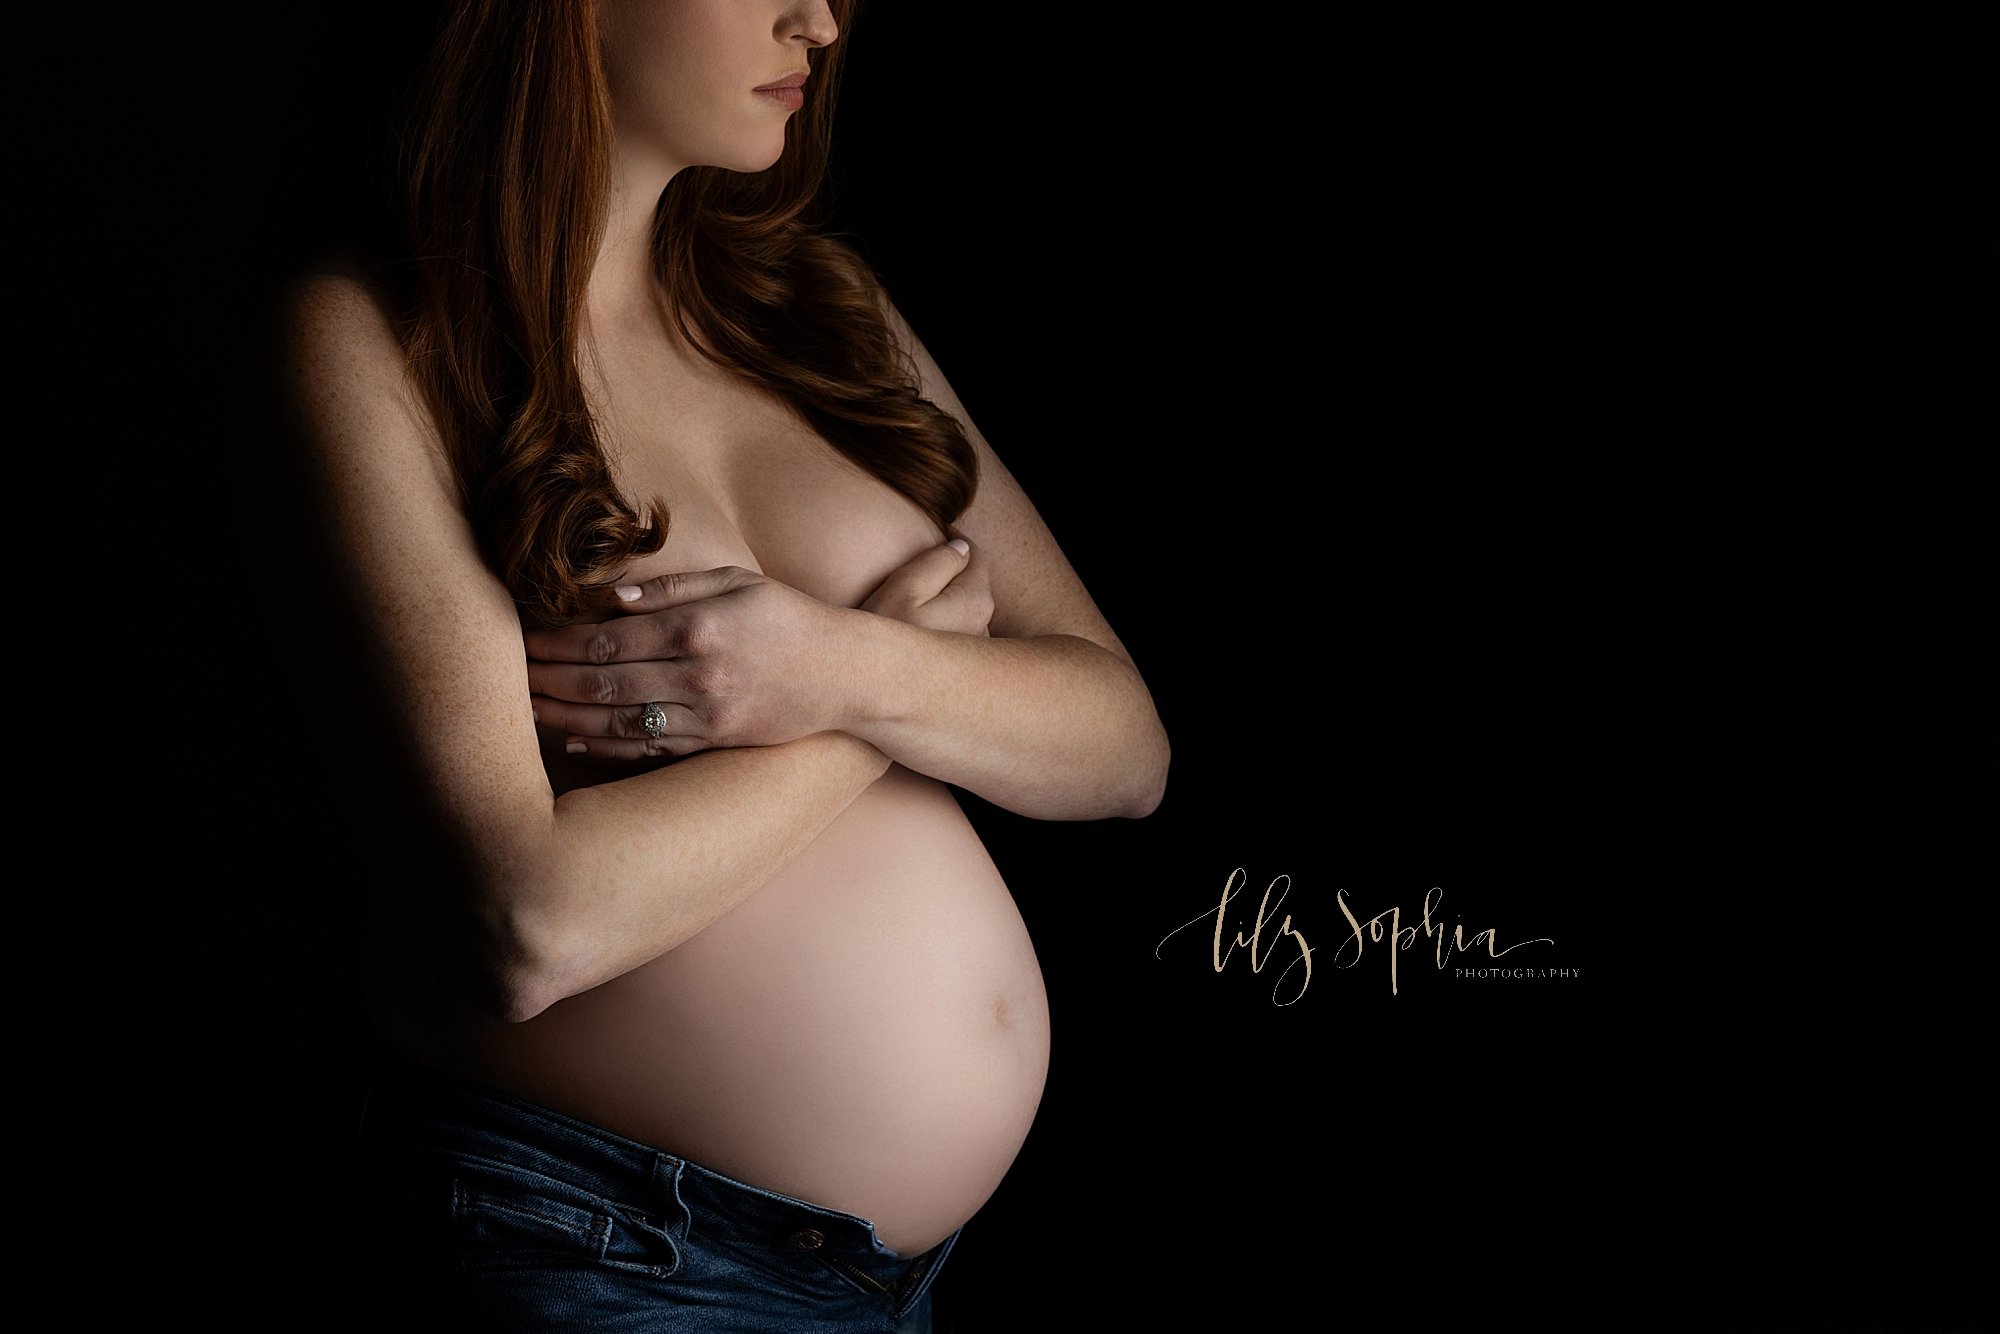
[755,71,808,110]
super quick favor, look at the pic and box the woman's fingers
[859,537,973,616]
[560,732,707,761]
[531,696,703,741]
[525,657,691,707]
[522,566,758,663]
[612,565,762,613]
[533,694,707,760]
[931,570,996,636]
[858,534,991,635]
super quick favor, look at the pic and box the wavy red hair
[386,0,977,625]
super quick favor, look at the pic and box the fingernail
[946,538,969,555]
[616,585,643,602]
[566,741,587,754]
[532,706,541,725]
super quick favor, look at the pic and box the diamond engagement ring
[641,702,669,741]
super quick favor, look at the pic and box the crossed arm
[522,299,1170,823]
[250,276,1165,1024]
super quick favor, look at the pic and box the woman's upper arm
[878,296,1138,666]
[254,275,556,916]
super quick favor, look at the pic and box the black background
[30,5,1993,1330]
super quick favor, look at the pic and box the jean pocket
[440,1158,678,1279]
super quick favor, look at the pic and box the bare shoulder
[236,255,468,617]
[277,263,412,411]
[866,282,926,379]
[865,285,970,432]
[260,261,455,496]
[285,267,398,355]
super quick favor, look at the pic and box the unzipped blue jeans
[355,1052,962,1332]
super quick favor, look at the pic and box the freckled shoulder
[268,266,459,502]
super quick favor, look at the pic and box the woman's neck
[588,149,679,334]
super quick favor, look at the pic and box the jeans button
[790,1228,826,1250]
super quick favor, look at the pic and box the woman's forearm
[833,611,1170,821]
[495,731,890,1020]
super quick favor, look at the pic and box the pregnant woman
[240,1,1168,1330]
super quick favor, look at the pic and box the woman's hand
[525,535,988,761]
[860,532,992,637]
[523,566,847,761]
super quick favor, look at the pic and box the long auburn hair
[384,0,976,626]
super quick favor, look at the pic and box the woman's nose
[785,0,838,49]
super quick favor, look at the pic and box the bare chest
[591,338,943,612]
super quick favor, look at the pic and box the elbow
[484,981,555,1027]
[1121,726,1171,820]
[462,868,586,1025]
[466,900,571,1024]
[1122,790,1164,821]
[491,960,563,1025]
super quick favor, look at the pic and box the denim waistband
[358,1050,955,1301]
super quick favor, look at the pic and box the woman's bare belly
[372,759,1051,1258]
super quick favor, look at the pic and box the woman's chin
[710,132,789,175]
[728,148,787,175]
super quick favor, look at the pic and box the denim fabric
[355,1053,962,1332]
